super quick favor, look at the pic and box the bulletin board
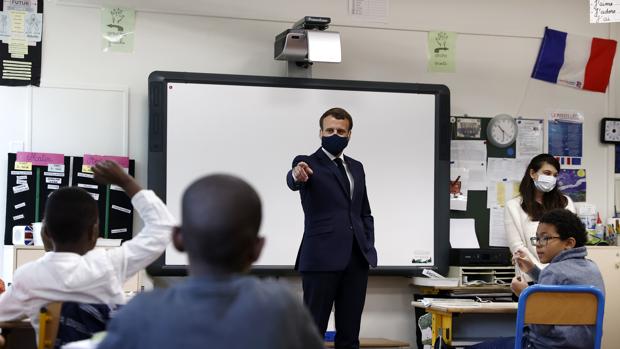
[450,116,516,248]
[4,153,135,245]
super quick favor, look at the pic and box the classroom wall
[1,0,619,346]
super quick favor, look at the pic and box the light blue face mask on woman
[534,174,557,192]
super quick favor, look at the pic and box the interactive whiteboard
[147,72,450,276]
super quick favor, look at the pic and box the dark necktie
[334,158,351,196]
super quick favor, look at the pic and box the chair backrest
[38,302,119,349]
[514,285,605,349]
[38,302,62,349]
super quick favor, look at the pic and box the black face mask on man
[322,134,349,156]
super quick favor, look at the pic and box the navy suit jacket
[287,148,377,272]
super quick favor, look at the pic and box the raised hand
[92,160,142,198]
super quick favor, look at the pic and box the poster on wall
[558,168,587,202]
[101,6,135,53]
[428,31,456,73]
[0,0,43,86]
[548,110,583,169]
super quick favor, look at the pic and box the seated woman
[506,154,575,274]
[471,208,605,349]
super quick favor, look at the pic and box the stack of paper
[412,277,459,287]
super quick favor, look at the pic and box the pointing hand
[293,162,314,183]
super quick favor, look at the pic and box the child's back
[102,275,320,349]
[98,174,324,349]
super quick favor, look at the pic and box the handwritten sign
[83,154,129,173]
[591,0,620,23]
[16,152,64,166]
[14,161,32,171]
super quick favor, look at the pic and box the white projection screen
[147,72,450,276]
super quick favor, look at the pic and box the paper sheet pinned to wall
[449,218,480,248]
[451,140,487,163]
[487,158,528,182]
[348,0,389,22]
[487,179,519,208]
[451,160,487,191]
[489,206,509,247]
[450,166,469,194]
[516,119,543,159]
[451,140,487,200]
[590,0,620,23]
[450,167,469,211]
[450,196,467,211]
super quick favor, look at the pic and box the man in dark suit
[286,107,377,349]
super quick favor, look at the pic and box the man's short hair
[539,208,587,247]
[181,174,262,271]
[319,107,353,131]
[44,187,99,244]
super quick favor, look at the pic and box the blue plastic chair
[514,285,605,349]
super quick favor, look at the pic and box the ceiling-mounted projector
[274,16,341,64]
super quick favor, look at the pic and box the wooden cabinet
[587,246,620,349]
[13,246,141,293]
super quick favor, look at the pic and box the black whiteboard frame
[146,71,451,277]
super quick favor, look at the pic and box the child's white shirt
[0,190,175,332]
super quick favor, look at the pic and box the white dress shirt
[322,148,354,196]
[505,195,575,270]
[0,189,175,332]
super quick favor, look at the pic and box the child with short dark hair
[472,208,605,349]
[0,161,175,335]
[97,174,324,349]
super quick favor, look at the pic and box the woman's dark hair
[519,153,567,221]
[539,208,587,247]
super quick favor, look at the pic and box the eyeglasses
[529,236,561,246]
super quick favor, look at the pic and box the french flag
[531,27,617,93]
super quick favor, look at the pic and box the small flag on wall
[531,27,617,93]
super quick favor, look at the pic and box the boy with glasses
[471,208,605,349]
